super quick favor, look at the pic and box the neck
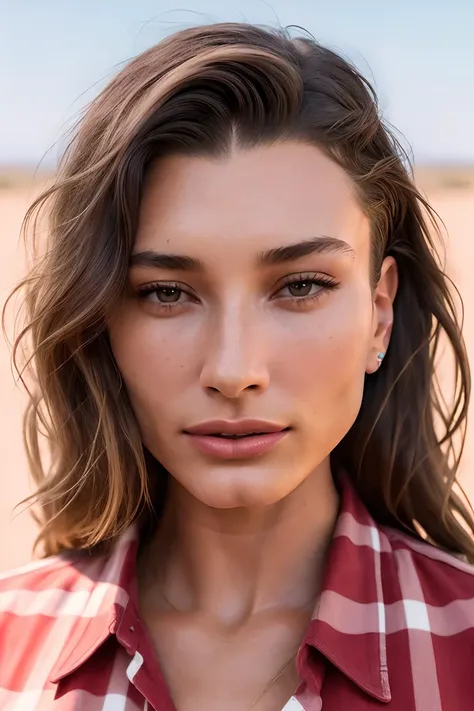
[138,460,339,623]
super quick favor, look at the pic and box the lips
[211,432,266,439]
[184,419,287,436]
[183,420,290,460]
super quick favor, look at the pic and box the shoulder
[0,528,137,695]
[0,542,129,627]
[382,525,474,611]
[0,551,98,610]
[0,552,103,675]
[0,525,138,631]
[0,547,127,702]
[0,552,103,649]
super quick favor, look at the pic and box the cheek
[107,312,189,419]
[273,287,373,403]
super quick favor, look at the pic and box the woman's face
[108,141,397,508]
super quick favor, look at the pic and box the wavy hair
[3,23,474,559]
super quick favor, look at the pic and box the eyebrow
[129,236,354,271]
[259,235,355,265]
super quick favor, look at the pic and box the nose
[200,309,270,399]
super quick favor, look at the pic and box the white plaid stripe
[369,525,389,696]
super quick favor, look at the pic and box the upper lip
[184,419,288,436]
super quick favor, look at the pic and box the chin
[184,466,299,509]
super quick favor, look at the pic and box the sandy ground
[1,167,473,571]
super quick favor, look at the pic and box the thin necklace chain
[249,650,299,710]
[156,580,313,711]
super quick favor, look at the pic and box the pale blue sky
[1,0,473,166]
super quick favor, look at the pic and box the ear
[366,256,399,374]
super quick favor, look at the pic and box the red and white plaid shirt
[1,474,474,710]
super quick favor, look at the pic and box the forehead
[136,142,369,258]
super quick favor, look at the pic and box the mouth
[184,419,288,436]
[209,432,277,439]
[183,420,290,460]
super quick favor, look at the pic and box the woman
[1,22,474,711]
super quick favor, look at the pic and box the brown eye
[273,275,339,303]
[286,281,315,297]
[137,281,197,309]
[156,286,182,302]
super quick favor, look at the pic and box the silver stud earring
[377,352,385,368]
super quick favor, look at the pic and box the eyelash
[277,273,339,307]
[136,274,340,312]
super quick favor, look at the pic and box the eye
[283,280,320,297]
[274,274,339,302]
[136,282,195,307]
[153,285,182,303]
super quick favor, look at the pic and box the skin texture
[107,141,398,710]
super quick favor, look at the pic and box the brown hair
[3,23,474,559]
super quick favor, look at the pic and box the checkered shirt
[1,475,474,710]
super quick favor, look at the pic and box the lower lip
[184,430,289,459]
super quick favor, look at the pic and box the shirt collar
[50,476,391,703]
[301,473,391,702]
[50,525,139,684]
